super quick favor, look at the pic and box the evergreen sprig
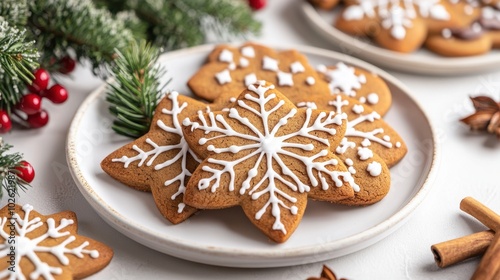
[27,0,136,75]
[0,19,39,112]
[106,40,167,138]
[0,138,29,199]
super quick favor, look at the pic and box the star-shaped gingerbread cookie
[101,92,207,224]
[0,204,113,280]
[182,81,357,243]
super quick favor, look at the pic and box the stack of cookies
[311,0,500,56]
[101,43,408,243]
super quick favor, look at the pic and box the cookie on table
[101,92,207,224]
[0,204,113,279]
[182,81,357,243]
[188,42,330,105]
[315,62,392,116]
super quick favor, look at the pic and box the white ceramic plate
[66,44,438,268]
[301,2,500,75]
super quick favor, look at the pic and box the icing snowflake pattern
[112,91,201,210]
[183,82,356,234]
[343,0,450,40]
[0,205,99,280]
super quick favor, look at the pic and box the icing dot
[177,203,186,213]
[345,158,354,166]
[229,97,237,103]
[316,64,327,73]
[277,71,293,86]
[306,76,315,85]
[290,61,305,73]
[442,28,452,39]
[396,141,401,148]
[240,46,255,57]
[361,138,371,147]
[228,63,236,70]
[215,69,231,85]
[357,147,373,160]
[218,49,233,63]
[464,5,473,15]
[290,206,298,215]
[262,56,279,71]
[348,166,356,174]
[367,161,382,176]
[367,93,379,105]
[352,104,364,114]
[244,73,257,86]
[239,57,249,68]
[383,135,391,141]
[90,250,99,258]
[359,97,366,103]
[472,22,482,33]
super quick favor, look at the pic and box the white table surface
[5,1,500,279]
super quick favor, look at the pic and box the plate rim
[66,43,439,266]
[300,1,500,75]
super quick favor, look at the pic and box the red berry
[14,160,35,183]
[58,56,76,74]
[27,68,50,92]
[26,109,49,128]
[249,0,266,10]
[0,111,12,133]
[17,93,42,115]
[43,84,68,104]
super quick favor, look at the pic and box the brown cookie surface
[101,92,207,224]
[182,81,357,243]
[0,204,113,280]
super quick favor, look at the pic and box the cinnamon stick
[471,232,500,280]
[460,197,500,231]
[431,230,495,268]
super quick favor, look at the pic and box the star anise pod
[307,265,348,280]
[460,96,500,137]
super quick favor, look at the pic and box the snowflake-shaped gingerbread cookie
[0,204,113,280]
[101,92,207,224]
[182,81,357,242]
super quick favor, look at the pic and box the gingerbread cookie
[101,92,207,224]
[182,81,357,242]
[298,94,404,205]
[188,43,330,105]
[308,0,341,10]
[315,62,392,116]
[0,204,113,279]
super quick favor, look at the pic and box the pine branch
[106,40,168,138]
[0,0,29,27]
[27,0,135,75]
[0,19,39,112]
[0,138,29,199]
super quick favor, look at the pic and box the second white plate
[67,44,438,268]
[301,2,500,75]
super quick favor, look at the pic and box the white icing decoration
[442,28,452,39]
[241,46,255,58]
[239,57,249,68]
[290,61,305,74]
[357,147,373,160]
[316,64,328,73]
[367,161,382,176]
[183,84,357,234]
[262,56,279,72]
[330,95,393,149]
[359,97,366,103]
[177,203,186,213]
[361,138,371,147]
[336,137,356,154]
[472,22,482,33]
[464,5,474,15]
[322,62,366,97]
[396,141,401,148]
[0,204,99,280]
[245,73,258,87]
[112,92,201,212]
[277,71,294,86]
[383,135,391,141]
[348,166,356,174]
[218,49,233,63]
[352,104,364,114]
[306,76,316,85]
[215,69,232,85]
[367,93,379,105]
[345,158,354,166]
[343,0,450,40]
[228,63,236,71]
[229,97,237,103]
[296,102,318,109]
